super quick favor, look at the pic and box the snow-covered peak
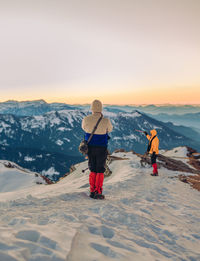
[1,99,47,107]
[30,109,85,129]
[0,160,45,193]
[119,110,142,118]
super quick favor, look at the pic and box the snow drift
[0,160,46,193]
[0,148,200,261]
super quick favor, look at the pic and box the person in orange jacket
[143,129,159,176]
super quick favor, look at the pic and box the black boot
[151,173,158,176]
[89,192,95,198]
[94,193,105,200]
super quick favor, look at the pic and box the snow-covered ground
[161,146,188,158]
[0,161,44,193]
[0,152,200,261]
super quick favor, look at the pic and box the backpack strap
[147,135,156,153]
[87,114,103,144]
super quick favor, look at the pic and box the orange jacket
[146,129,159,154]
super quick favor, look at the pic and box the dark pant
[88,146,107,173]
[151,153,157,164]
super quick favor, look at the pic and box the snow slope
[0,161,45,193]
[160,146,200,170]
[161,146,188,158]
[0,152,200,261]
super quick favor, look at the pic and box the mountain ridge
[0,109,200,180]
[1,100,200,116]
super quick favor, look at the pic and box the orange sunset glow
[1,85,199,105]
[0,0,200,105]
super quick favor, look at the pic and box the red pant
[89,172,104,194]
[152,163,158,174]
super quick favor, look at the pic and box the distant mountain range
[0,103,200,180]
[104,104,200,115]
[1,100,200,116]
[148,112,200,131]
[0,100,76,116]
[163,122,200,143]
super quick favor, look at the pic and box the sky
[0,0,200,104]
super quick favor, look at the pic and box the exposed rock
[108,155,130,161]
[105,155,130,177]
[1,160,51,185]
[69,165,76,173]
[139,153,200,175]
[104,163,112,177]
[58,165,76,181]
[179,175,200,192]
[40,175,54,184]
[114,149,127,153]
[186,146,200,171]
[137,149,200,192]
[4,162,15,168]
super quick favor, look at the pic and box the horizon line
[0,99,200,106]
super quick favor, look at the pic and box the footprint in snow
[15,230,60,252]
[39,236,58,250]
[0,242,16,251]
[15,241,53,256]
[107,240,138,253]
[0,252,18,261]
[88,225,115,239]
[16,230,40,243]
[90,243,117,258]
[101,226,115,239]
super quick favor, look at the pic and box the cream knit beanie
[91,100,102,113]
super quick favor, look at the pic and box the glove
[143,131,148,136]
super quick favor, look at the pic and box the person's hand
[143,131,148,135]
